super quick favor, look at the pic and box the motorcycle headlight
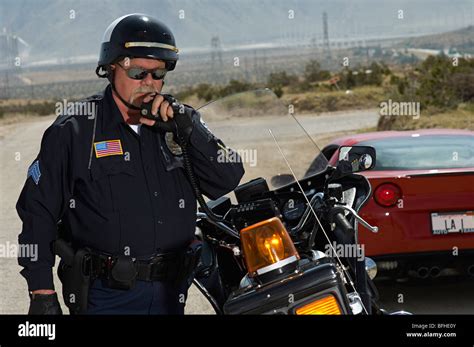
[240,217,299,277]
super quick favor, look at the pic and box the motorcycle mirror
[337,146,376,174]
[270,174,295,188]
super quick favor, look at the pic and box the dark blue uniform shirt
[17,85,244,291]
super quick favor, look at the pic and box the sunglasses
[116,62,167,80]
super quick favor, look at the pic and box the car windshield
[358,135,474,170]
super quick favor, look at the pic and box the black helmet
[96,13,179,78]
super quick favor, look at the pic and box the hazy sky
[1,0,473,60]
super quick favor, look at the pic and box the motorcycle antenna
[268,128,369,315]
[289,113,322,152]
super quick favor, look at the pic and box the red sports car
[317,129,474,279]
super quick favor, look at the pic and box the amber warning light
[240,217,299,278]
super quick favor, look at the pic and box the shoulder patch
[27,160,41,185]
[82,93,104,102]
[54,92,104,125]
[200,116,210,130]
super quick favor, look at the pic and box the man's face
[111,57,166,107]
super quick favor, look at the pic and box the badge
[164,132,183,156]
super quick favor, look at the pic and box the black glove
[170,102,195,143]
[28,293,63,315]
[141,94,195,143]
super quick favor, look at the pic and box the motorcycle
[181,89,403,315]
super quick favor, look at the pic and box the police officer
[17,13,244,314]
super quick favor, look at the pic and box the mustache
[129,87,158,104]
[134,86,158,94]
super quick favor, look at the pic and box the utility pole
[210,36,223,82]
[253,49,258,83]
[323,12,332,62]
[1,28,22,99]
[211,36,223,66]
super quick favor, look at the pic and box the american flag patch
[94,139,123,158]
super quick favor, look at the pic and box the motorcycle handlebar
[334,212,355,235]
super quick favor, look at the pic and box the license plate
[431,211,474,235]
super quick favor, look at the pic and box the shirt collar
[102,84,129,132]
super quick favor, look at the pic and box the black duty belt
[84,249,199,290]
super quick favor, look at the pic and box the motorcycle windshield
[196,89,329,189]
